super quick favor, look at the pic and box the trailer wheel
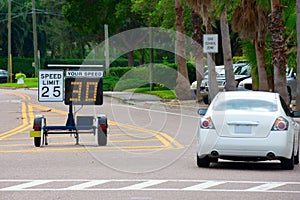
[97,115,107,146]
[34,137,41,147]
[33,116,45,147]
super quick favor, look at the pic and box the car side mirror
[292,110,300,118]
[198,108,207,116]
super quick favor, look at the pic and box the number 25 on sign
[38,70,64,102]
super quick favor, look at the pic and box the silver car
[238,68,296,100]
[190,64,250,93]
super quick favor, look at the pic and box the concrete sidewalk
[103,91,206,109]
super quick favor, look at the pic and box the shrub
[103,75,119,91]
[15,72,26,80]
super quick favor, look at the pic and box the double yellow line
[0,92,33,140]
[0,92,184,151]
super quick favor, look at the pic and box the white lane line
[0,180,52,191]
[182,181,226,191]
[245,182,287,191]
[63,180,110,190]
[120,180,167,190]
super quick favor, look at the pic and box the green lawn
[126,87,177,100]
[0,78,38,88]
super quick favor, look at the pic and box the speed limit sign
[38,70,64,102]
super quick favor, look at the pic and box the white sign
[38,70,64,102]
[65,70,103,78]
[203,34,218,53]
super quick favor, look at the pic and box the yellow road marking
[0,93,33,140]
[0,145,170,153]
[0,92,184,153]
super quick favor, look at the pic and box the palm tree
[175,0,192,100]
[185,0,219,101]
[201,0,219,100]
[269,0,289,104]
[232,0,270,92]
[296,0,300,110]
[214,1,237,91]
[185,0,204,102]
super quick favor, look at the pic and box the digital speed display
[65,77,103,105]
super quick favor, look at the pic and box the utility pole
[149,27,154,91]
[7,0,12,82]
[104,24,109,75]
[32,0,38,77]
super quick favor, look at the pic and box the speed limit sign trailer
[30,65,108,147]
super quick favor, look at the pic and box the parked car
[190,63,250,93]
[196,91,300,170]
[0,69,8,83]
[238,67,297,100]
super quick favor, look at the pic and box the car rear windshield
[213,99,277,112]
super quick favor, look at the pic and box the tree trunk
[254,40,269,91]
[175,0,192,100]
[296,0,300,110]
[220,7,235,91]
[191,10,204,102]
[269,0,289,104]
[127,51,135,67]
[203,5,218,101]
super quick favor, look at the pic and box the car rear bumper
[196,128,294,159]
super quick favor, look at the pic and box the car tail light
[200,116,214,129]
[272,117,289,131]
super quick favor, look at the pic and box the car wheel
[281,151,295,170]
[294,147,299,165]
[197,154,210,168]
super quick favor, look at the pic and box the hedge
[0,57,197,90]
[0,58,35,77]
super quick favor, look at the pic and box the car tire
[281,151,295,170]
[197,154,210,168]
[294,147,299,165]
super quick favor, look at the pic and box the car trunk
[211,110,277,138]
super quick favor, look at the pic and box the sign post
[203,34,218,102]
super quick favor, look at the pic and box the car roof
[215,91,278,101]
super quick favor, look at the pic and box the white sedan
[196,91,300,170]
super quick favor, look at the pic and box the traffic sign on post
[38,70,64,102]
[203,34,218,53]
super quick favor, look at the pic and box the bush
[103,75,119,91]
[15,72,26,80]
[114,78,149,91]
[109,67,134,77]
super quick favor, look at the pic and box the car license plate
[235,125,251,134]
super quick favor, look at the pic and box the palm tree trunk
[220,7,235,91]
[296,0,300,110]
[175,0,192,100]
[191,10,204,102]
[203,5,218,100]
[269,0,289,104]
[254,40,269,91]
